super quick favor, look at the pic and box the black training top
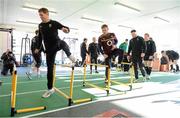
[145,39,156,56]
[80,42,88,57]
[38,20,69,51]
[128,36,146,57]
[88,42,100,58]
[166,50,179,61]
[31,36,40,53]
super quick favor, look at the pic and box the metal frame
[19,34,31,66]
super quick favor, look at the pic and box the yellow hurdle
[73,98,92,104]
[54,87,70,99]
[53,64,56,87]
[53,64,92,106]
[111,62,135,91]
[86,63,108,67]
[83,64,87,86]
[83,64,110,95]
[11,70,17,116]
[11,70,46,117]
[83,62,135,96]
[86,82,106,91]
[121,62,132,65]
[106,67,111,95]
[16,106,46,114]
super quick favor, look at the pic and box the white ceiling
[0,0,180,32]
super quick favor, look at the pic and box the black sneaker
[26,72,32,80]
[0,81,2,86]
[133,79,139,83]
[95,70,99,73]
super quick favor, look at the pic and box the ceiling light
[114,2,141,13]
[16,20,39,25]
[81,16,103,23]
[22,5,57,14]
[154,16,170,23]
[118,25,133,29]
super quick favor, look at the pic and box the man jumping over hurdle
[36,8,75,98]
[98,24,124,84]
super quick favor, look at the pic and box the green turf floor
[0,71,180,117]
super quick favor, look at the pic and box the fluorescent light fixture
[118,25,133,29]
[114,2,141,13]
[22,5,57,14]
[154,16,170,23]
[81,16,103,23]
[16,20,39,25]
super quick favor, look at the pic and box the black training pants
[1,64,14,75]
[132,56,146,79]
[32,52,42,68]
[90,56,98,71]
[105,48,123,79]
[46,40,72,90]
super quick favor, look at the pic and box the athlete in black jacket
[128,30,147,82]
[80,38,88,66]
[31,30,42,76]
[144,33,156,79]
[166,50,179,72]
[37,8,75,98]
[88,37,100,73]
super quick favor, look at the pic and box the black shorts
[144,55,153,61]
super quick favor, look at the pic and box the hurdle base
[68,99,72,106]
[83,81,86,87]
[73,98,92,104]
[11,107,15,117]
[129,85,132,91]
[16,106,46,114]
[11,106,46,116]
[54,87,70,99]
[106,90,110,96]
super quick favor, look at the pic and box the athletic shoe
[26,72,32,80]
[142,76,147,82]
[37,71,41,78]
[1,72,6,76]
[0,80,2,86]
[42,88,55,98]
[133,79,139,83]
[146,75,151,80]
[95,70,99,73]
[68,55,76,63]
